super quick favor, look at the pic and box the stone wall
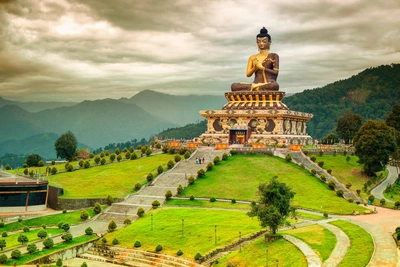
[56,197,124,210]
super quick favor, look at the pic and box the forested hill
[283,64,400,139]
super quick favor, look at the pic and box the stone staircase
[79,244,205,267]
[96,149,228,224]
[288,151,361,201]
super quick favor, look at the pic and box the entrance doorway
[229,130,248,144]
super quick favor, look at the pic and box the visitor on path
[202,157,205,164]
[195,158,198,164]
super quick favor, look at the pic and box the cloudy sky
[1,0,399,102]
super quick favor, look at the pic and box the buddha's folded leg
[231,83,252,91]
[258,82,279,91]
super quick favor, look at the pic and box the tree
[81,262,88,267]
[247,176,295,234]
[123,218,131,226]
[353,120,397,176]
[18,234,28,245]
[336,111,362,144]
[11,249,21,259]
[5,164,10,170]
[25,154,42,167]
[0,253,7,264]
[80,210,89,221]
[37,229,47,239]
[0,239,6,250]
[94,156,100,165]
[55,131,78,161]
[85,227,93,235]
[62,223,70,232]
[94,202,102,214]
[61,233,73,242]
[108,220,117,232]
[27,243,37,254]
[56,258,63,266]
[43,238,54,249]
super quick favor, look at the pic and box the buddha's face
[257,37,270,50]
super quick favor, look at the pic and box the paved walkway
[283,235,322,267]
[371,166,399,203]
[319,221,350,267]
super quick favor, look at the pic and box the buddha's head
[256,27,271,50]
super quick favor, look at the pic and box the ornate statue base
[199,91,314,146]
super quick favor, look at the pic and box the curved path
[283,235,322,267]
[371,166,399,203]
[319,221,350,267]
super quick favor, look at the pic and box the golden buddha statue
[231,27,279,91]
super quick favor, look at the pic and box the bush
[62,233,73,242]
[135,183,142,191]
[368,195,375,203]
[134,241,141,247]
[285,153,292,162]
[157,165,163,174]
[125,151,131,159]
[197,169,205,178]
[51,167,57,175]
[302,150,308,155]
[112,238,119,245]
[130,153,138,160]
[348,198,354,203]
[222,153,228,160]
[343,150,347,156]
[311,168,316,175]
[37,229,47,239]
[190,195,195,201]
[206,162,213,171]
[323,212,328,219]
[345,183,352,189]
[137,207,145,217]
[25,243,35,254]
[320,174,326,182]
[356,189,361,196]
[184,151,191,160]
[177,184,183,195]
[174,154,181,163]
[11,249,21,259]
[188,176,195,185]
[328,180,336,190]
[167,160,175,169]
[194,252,202,261]
[231,199,236,204]
[336,189,344,197]
[147,173,154,183]
[117,154,122,162]
[380,198,386,206]
[80,210,89,221]
[346,156,351,162]
[310,156,316,162]
[108,220,117,232]
[327,168,332,174]
[43,238,54,249]
[100,157,106,165]
[63,209,67,214]
[318,161,324,167]
[1,232,7,238]
[102,237,107,243]
[62,223,70,232]
[85,227,93,235]
[156,244,163,252]
[0,222,4,228]
[319,150,324,156]
[333,150,337,156]
[56,258,63,266]
[213,156,220,164]
[230,149,237,155]
[81,262,88,267]
[165,190,173,200]
[0,253,7,264]
[177,249,183,256]
[152,200,161,209]
[106,195,114,206]
[110,154,116,162]
[58,221,65,229]
[210,197,216,202]
[94,202,102,214]
[23,226,30,232]
[356,200,361,205]
[23,168,28,175]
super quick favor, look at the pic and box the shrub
[336,189,344,197]
[23,168,28,175]
[137,207,145,217]
[311,168,317,175]
[165,190,173,200]
[11,249,21,259]
[134,241,141,248]
[320,174,326,182]
[213,156,221,164]
[62,209,67,214]
[80,210,89,221]
[156,244,163,252]
[152,200,161,209]
[356,200,361,205]
[167,160,175,169]
[323,212,328,219]
[177,184,183,195]
[184,151,191,160]
[112,238,119,245]
[58,221,65,229]
[343,150,347,156]
[125,151,131,159]
[0,254,7,264]
[222,153,228,160]
[168,147,175,154]
[135,183,142,191]
[356,189,361,195]
[380,198,386,206]
[188,176,195,185]
[368,195,375,203]
[117,154,122,162]
[328,180,336,190]
[106,195,114,205]
[85,227,93,235]
[327,168,332,174]
[18,217,22,222]
[210,197,216,202]
[310,156,316,162]
[318,161,324,167]
[56,258,63,266]
[177,249,183,256]
[100,158,106,165]
[43,238,54,249]
[62,233,73,242]
[194,252,202,261]
[249,149,255,155]
[130,153,138,160]
[231,199,236,204]
[157,165,163,174]
[174,154,182,163]
[345,183,352,189]
[348,198,354,203]
[206,162,213,171]
[62,223,70,232]
[51,167,57,175]
[230,149,237,155]
[18,234,28,244]
[108,220,117,232]
[102,237,107,243]
[333,150,337,156]
[197,169,205,178]
[23,226,30,232]
[94,202,102,214]
[302,150,308,155]
[1,232,7,238]
[37,229,47,239]
[110,154,116,162]
[319,150,324,156]
[81,262,88,267]
[190,195,195,201]
[147,173,154,183]
[0,222,4,228]
[346,156,351,162]
[285,153,292,162]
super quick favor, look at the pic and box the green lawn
[4,235,98,266]
[165,199,251,210]
[182,154,367,214]
[329,220,374,267]
[46,154,175,198]
[281,224,336,262]
[308,154,387,199]
[383,182,400,202]
[103,207,263,259]
[0,228,63,249]
[0,208,97,232]
[297,212,326,221]
[214,237,307,267]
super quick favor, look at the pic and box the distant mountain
[0,96,77,112]
[156,120,207,140]
[0,99,177,154]
[283,64,400,139]
[121,90,226,126]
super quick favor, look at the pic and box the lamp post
[182,219,184,237]
[276,259,279,267]
[266,245,268,267]
[239,231,241,252]
[214,225,217,245]
[151,214,153,231]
